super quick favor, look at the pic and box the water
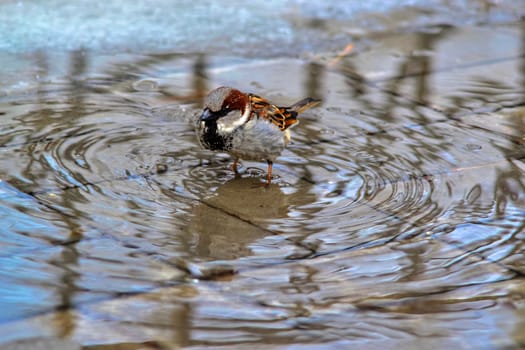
[1,0,523,56]
[1,1,525,349]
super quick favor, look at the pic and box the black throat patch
[199,119,232,151]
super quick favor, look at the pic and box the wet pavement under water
[1,4,525,350]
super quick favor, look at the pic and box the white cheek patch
[217,108,251,134]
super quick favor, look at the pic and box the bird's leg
[231,158,239,174]
[266,160,273,185]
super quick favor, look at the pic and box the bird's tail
[288,97,321,114]
[276,97,321,130]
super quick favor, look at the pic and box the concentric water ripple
[1,47,524,347]
[221,107,523,258]
[1,54,522,263]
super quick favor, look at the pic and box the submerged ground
[1,1,525,349]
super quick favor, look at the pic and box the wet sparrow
[197,86,320,184]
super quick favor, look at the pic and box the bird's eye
[216,107,232,117]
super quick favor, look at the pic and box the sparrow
[196,86,320,184]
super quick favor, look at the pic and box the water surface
[0,2,525,349]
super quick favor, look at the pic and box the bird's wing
[249,94,298,131]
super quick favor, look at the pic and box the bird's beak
[200,108,216,121]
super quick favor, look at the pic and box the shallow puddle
[0,7,525,350]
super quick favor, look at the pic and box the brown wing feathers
[249,94,320,131]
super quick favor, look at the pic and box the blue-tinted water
[0,0,522,55]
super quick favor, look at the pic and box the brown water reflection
[0,20,524,349]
